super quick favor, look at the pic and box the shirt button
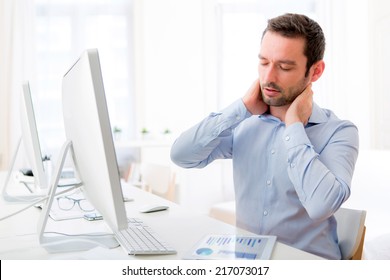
[266,180,271,186]
[285,136,290,141]
[291,163,296,168]
[271,149,275,154]
[263,210,268,216]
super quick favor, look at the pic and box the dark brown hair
[262,13,325,77]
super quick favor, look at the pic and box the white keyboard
[115,218,176,255]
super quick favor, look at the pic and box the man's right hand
[242,79,269,115]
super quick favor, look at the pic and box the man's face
[258,31,311,107]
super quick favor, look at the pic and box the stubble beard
[261,79,309,107]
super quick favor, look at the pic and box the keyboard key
[114,218,176,255]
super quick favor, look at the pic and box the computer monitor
[38,49,128,243]
[2,82,49,202]
[38,49,175,254]
[38,49,127,251]
[20,82,48,191]
[61,48,128,231]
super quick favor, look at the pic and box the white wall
[369,0,390,148]
[134,0,207,139]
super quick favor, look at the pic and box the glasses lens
[78,199,95,212]
[57,197,75,210]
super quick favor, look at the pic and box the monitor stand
[2,138,81,203]
[1,137,48,203]
[37,140,119,253]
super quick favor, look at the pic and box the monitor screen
[61,49,128,231]
[20,82,48,191]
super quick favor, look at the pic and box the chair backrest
[334,207,367,260]
[140,163,176,202]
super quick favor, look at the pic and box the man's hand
[285,83,313,126]
[242,79,269,115]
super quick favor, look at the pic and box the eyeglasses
[56,196,95,212]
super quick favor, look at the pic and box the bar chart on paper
[185,234,277,260]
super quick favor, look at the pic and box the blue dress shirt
[170,99,359,259]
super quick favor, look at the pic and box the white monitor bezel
[20,82,47,190]
[1,82,49,203]
[61,48,127,231]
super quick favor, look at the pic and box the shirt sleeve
[284,122,359,221]
[170,99,251,168]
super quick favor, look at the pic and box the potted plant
[113,126,122,141]
[162,128,171,135]
[141,127,150,139]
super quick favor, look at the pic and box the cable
[0,184,81,221]
[20,181,34,193]
[2,178,83,203]
[44,231,115,238]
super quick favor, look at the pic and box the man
[170,13,359,259]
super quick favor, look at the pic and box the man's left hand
[285,83,313,126]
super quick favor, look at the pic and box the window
[32,0,135,155]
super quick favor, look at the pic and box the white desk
[0,172,322,260]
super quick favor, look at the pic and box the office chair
[334,207,367,260]
[139,162,176,202]
[209,200,236,226]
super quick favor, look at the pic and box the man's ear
[310,60,325,82]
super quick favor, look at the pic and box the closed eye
[279,64,293,71]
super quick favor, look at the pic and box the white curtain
[0,0,35,170]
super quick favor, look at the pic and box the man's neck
[269,104,290,123]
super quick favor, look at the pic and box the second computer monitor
[20,82,48,191]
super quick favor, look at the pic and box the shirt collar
[258,103,328,124]
[308,103,328,124]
